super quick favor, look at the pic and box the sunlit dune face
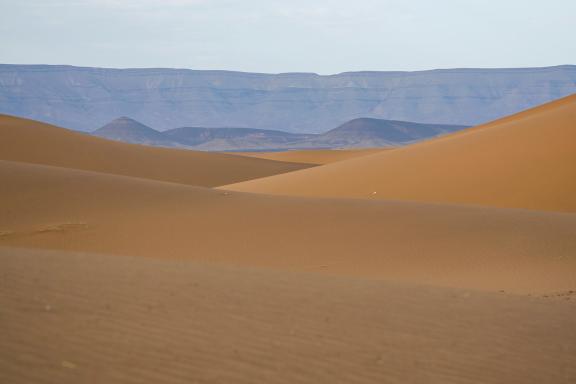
[221,95,576,213]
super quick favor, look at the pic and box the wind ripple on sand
[1,248,575,384]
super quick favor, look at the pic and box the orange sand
[0,114,312,187]
[238,148,387,164]
[222,94,576,212]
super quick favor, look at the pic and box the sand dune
[1,159,576,293]
[2,89,576,384]
[238,148,387,164]
[1,247,575,384]
[0,114,312,187]
[221,94,576,212]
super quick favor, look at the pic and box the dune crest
[0,114,312,187]
[221,94,576,212]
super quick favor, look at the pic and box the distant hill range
[92,116,469,151]
[302,118,468,148]
[162,126,314,150]
[91,117,180,147]
[1,64,575,133]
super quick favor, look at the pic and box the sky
[0,0,574,74]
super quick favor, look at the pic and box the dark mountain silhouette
[92,117,178,147]
[310,118,469,147]
[163,127,313,150]
[92,117,469,151]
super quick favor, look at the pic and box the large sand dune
[1,159,575,293]
[0,114,311,187]
[1,247,575,384]
[222,94,576,212]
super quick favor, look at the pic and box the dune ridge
[0,114,312,187]
[221,94,576,212]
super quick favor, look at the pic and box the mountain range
[92,116,468,151]
[1,64,575,133]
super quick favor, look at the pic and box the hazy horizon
[1,0,575,75]
[2,62,575,76]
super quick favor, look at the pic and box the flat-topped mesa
[1,64,574,132]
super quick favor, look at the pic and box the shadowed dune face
[2,247,576,384]
[237,148,387,164]
[221,94,576,212]
[1,160,576,293]
[0,114,313,187]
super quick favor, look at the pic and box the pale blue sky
[1,0,574,74]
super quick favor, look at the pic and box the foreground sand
[238,148,387,164]
[222,94,576,212]
[0,114,312,187]
[1,247,575,384]
[2,159,576,293]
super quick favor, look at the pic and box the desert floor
[1,95,575,383]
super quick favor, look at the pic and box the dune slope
[0,114,312,187]
[1,247,575,384]
[221,94,576,212]
[238,148,387,164]
[1,159,576,293]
